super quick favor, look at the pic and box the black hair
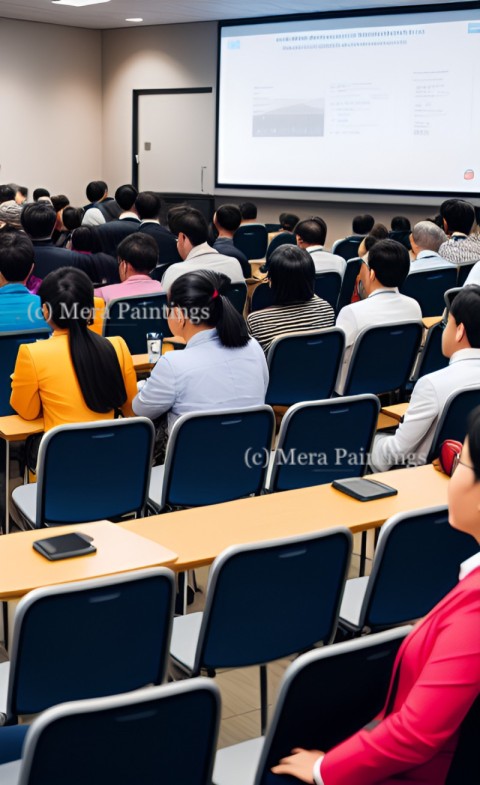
[169,270,249,348]
[135,191,161,221]
[363,234,380,253]
[440,199,475,235]
[367,239,410,288]
[62,206,84,232]
[115,184,138,211]
[279,212,300,231]
[86,180,108,204]
[166,205,190,234]
[33,187,50,201]
[39,267,127,413]
[467,406,480,481]
[370,223,389,240]
[50,194,70,213]
[71,226,101,253]
[18,186,28,198]
[117,232,158,273]
[239,201,257,220]
[450,285,480,349]
[0,185,15,204]
[215,204,242,232]
[352,214,375,234]
[268,245,315,305]
[391,215,411,232]
[0,231,35,282]
[475,206,480,229]
[295,217,327,246]
[21,202,56,239]
[170,207,208,246]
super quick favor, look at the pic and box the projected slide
[217,9,480,194]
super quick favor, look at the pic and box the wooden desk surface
[121,465,448,572]
[380,403,408,423]
[423,316,442,329]
[0,521,177,600]
[0,415,44,442]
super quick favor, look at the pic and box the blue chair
[265,223,281,233]
[444,286,461,310]
[2,679,219,785]
[170,529,352,733]
[343,321,423,398]
[413,322,448,381]
[400,267,457,317]
[457,263,476,286]
[250,282,274,312]
[265,328,345,406]
[0,329,51,416]
[233,225,268,261]
[0,569,174,727]
[267,395,379,492]
[265,232,296,264]
[102,293,172,353]
[336,257,361,313]
[225,281,247,314]
[213,627,409,785]
[338,505,478,635]
[12,418,154,527]
[426,386,480,462]
[148,407,275,512]
[150,261,173,282]
[331,237,361,261]
[314,271,342,310]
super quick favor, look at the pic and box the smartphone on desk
[332,478,398,502]
[33,532,96,561]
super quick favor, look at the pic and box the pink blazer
[321,565,480,785]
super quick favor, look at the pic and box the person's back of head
[0,185,15,205]
[268,244,315,306]
[367,238,410,288]
[0,200,23,230]
[352,214,375,235]
[295,216,327,247]
[391,216,411,232]
[440,199,475,236]
[166,205,190,235]
[239,201,257,221]
[71,226,99,253]
[86,180,108,204]
[21,202,56,240]
[279,212,300,231]
[169,270,249,348]
[33,187,50,202]
[172,207,208,248]
[117,232,158,273]
[370,223,389,240]
[449,285,480,349]
[215,204,242,234]
[50,194,70,213]
[62,206,84,232]
[0,231,35,283]
[135,191,161,221]
[411,221,447,253]
[115,184,138,212]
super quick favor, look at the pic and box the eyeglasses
[451,453,475,476]
[361,258,370,270]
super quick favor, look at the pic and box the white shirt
[307,246,346,278]
[335,288,422,393]
[409,250,456,272]
[82,206,106,227]
[464,261,480,286]
[371,348,480,471]
[161,242,244,294]
[132,328,268,431]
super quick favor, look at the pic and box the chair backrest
[400,267,458,317]
[444,286,461,311]
[0,329,51,416]
[194,529,352,673]
[265,231,296,262]
[36,418,154,526]
[266,328,345,406]
[18,679,219,785]
[457,263,477,286]
[161,407,275,509]
[150,261,172,282]
[102,293,171,353]
[336,257,362,313]
[233,225,268,260]
[269,395,379,492]
[224,281,247,314]
[359,505,478,632]
[250,281,275,312]
[265,223,281,233]
[314,271,342,310]
[445,695,480,785]
[254,627,410,785]
[6,568,175,722]
[413,322,448,381]
[426,387,480,463]
[343,321,423,397]
[331,237,361,261]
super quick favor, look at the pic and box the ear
[456,322,466,343]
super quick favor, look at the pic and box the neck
[216,230,234,239]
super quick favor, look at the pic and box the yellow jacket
[10,330,137,432]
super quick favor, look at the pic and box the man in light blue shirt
[0,232,48,332]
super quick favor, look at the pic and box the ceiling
[0,0,474,30]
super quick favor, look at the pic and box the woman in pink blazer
[272,411,480,785]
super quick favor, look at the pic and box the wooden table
[0,415,45,534]
[423,316,442,330]
[380,403,408,423]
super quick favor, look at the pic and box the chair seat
[213,736,264,785]
[147,464,165,509]
[0,759,21,785]
[0,662,10,717]
[338,576,369,629]
[11,484,37,525]
[170,612,203,672]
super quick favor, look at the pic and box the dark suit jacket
[213,238,251,278]
[139,222,181,264]
[31,241,118,285]
[95,217,141,257]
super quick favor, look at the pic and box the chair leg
[175,572,188,615]
[260,664,268,735]
[359,531,367,576]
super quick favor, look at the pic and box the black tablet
[332,478,398,502]
[33,532,96,561]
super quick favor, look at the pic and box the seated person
[239,201,263,225]
[95,232,162,303]
[371,285,480,471]
[0,231,49,331]
[388,215,412,249]
[247,246,335,354]
[70,226,119,286]
[336,239,422,393]
[272,407,480,785]
[133,270,268,461]
[409,220,452,271]
[465,261,480,286]
[438,199,480,265]
[295,217,346,278]
[279,212,300,232]
[212,204,250,277]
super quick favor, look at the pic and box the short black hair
[135,191,161,221]
[169,207,208,246]
[467,405,480,481]
[370,223,389,240]
[50,194,70,213]
[352,214,375,234]
[0,231,35,282]
[295,217,327,246]
[115,184,138,211]
[0,185,15,204]
[215,204,242,232]
[367,239,410,288]
[239,201,257,220]
[117,232,158,273]
[33,187,50,201]
[268,245,315,305]
[21,202,56,239]
[62,206,84,232]
[71,226,100,253]
[279,212,300,231]
[391,215,411,232]
[440,199,475,235]
[450,285,480,348]
[86,180,108,204]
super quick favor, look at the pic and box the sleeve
[369,376,438,472]
[313,756,325,785]
[321,597,480,785]
[10,344,42,420]
[111,337,137,418]
[161,264,179,296]
[335,305,358,349]
[132,356,177,420]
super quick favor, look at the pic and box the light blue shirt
[133,328,269,430]
[0,284,48,332]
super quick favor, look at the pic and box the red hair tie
[212,289,219,299]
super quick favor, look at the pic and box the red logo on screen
[464,169,475,180]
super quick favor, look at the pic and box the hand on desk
[271,747,324,783]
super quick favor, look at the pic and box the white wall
[0,18,102,204]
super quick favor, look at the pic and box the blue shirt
[0,284,48,332]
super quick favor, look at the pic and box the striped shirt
[247,295,335,353]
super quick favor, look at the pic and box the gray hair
[411,220,447,252]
